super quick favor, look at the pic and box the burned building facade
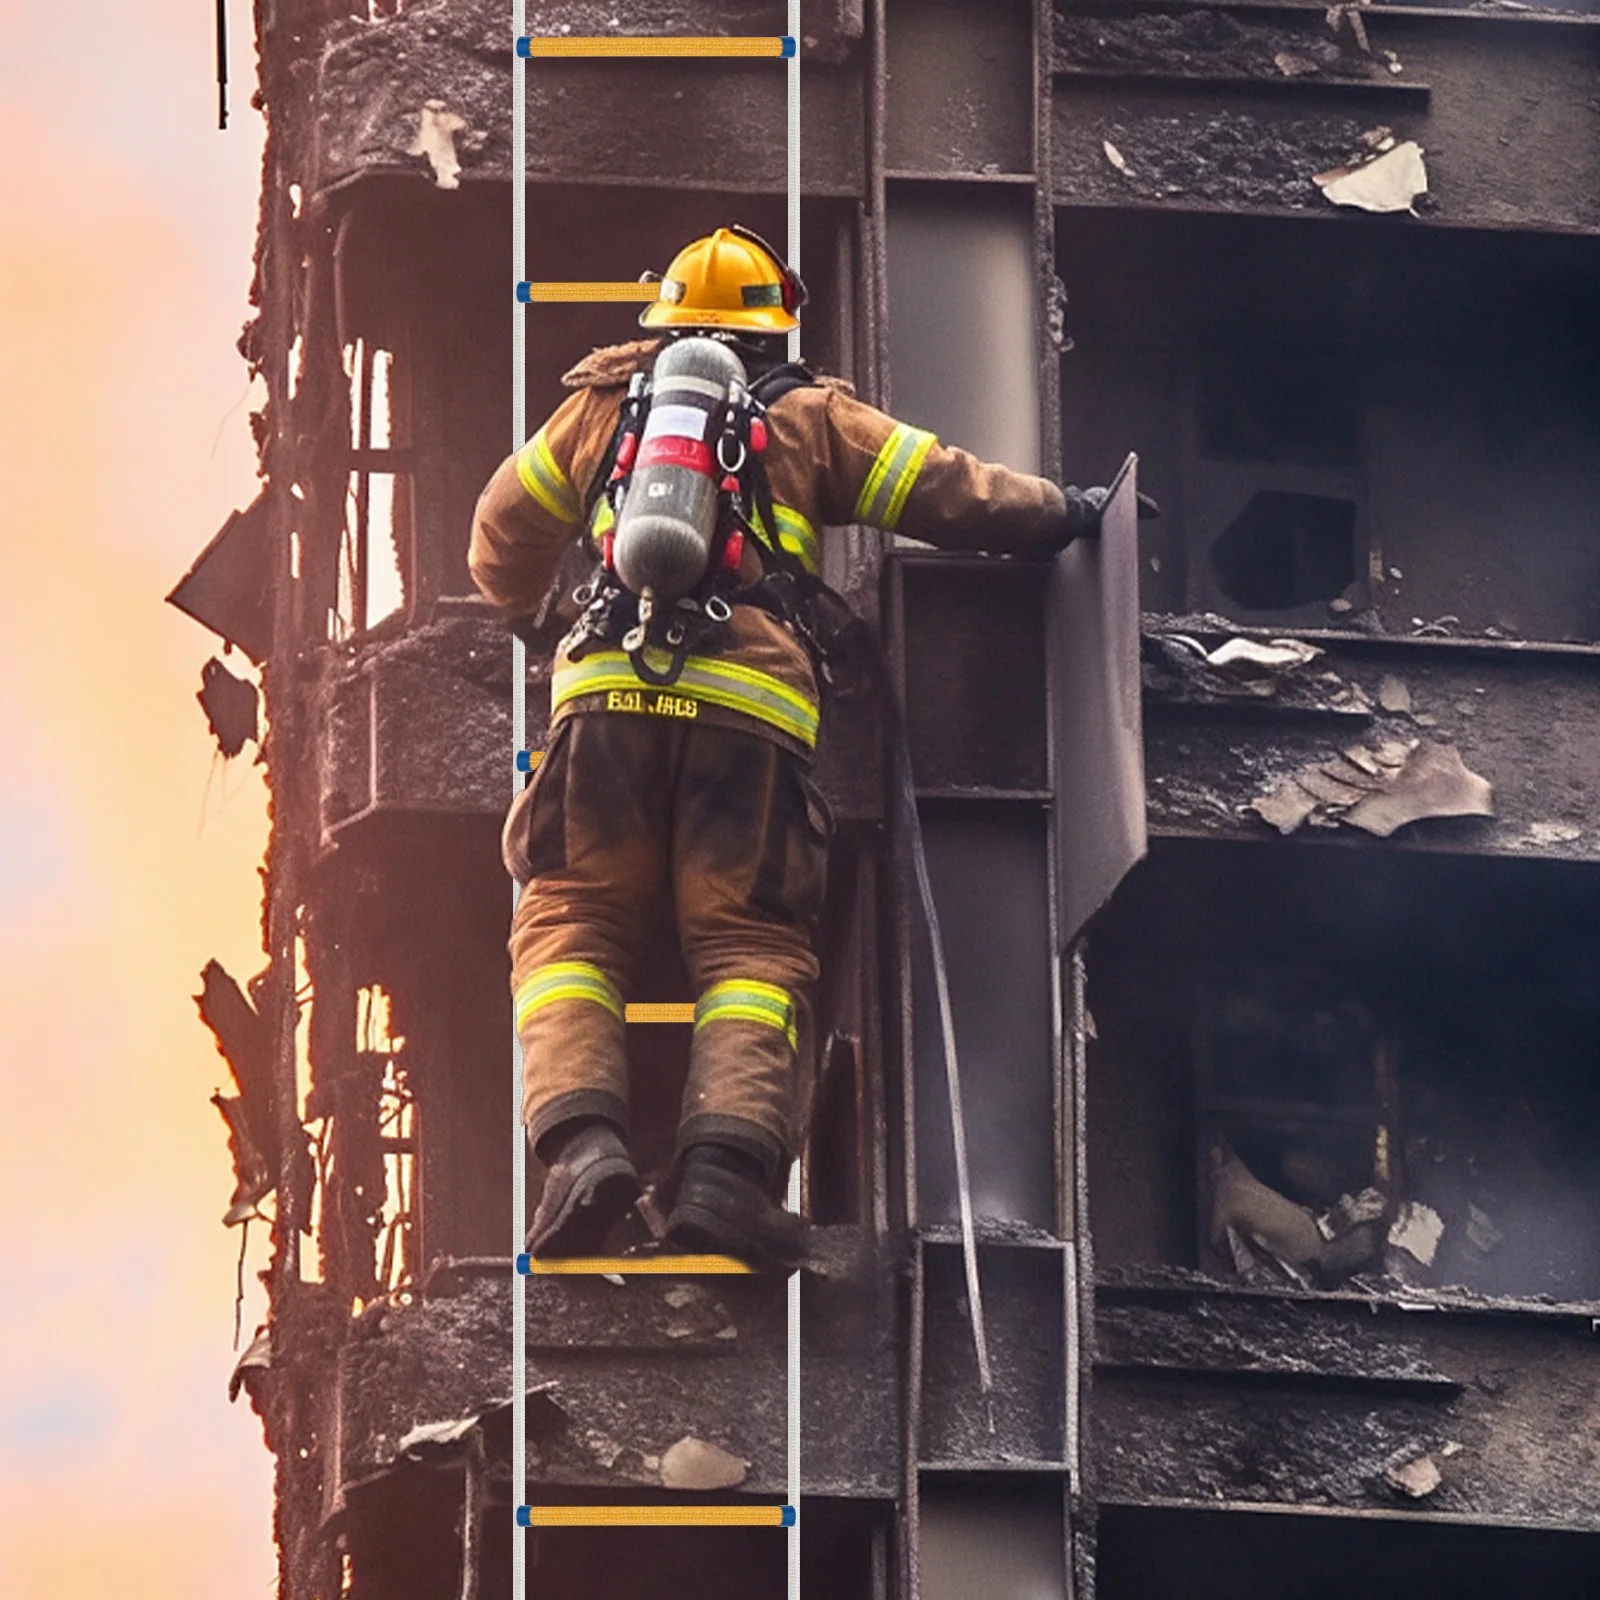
[177,1,1600,1595]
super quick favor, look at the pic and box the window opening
[1198,977,1390,1288]
[1210,491,1357,611]
[361,986,416,1294]
[337,340,411,639]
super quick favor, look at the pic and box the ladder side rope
[786,13,802,1599]
[510,6,528,1600]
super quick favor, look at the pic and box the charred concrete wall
[186,1,1600,1597]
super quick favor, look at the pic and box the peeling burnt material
[1095,1281,1600,1527]
[1056,11,1397,87]
[287,0,863,199]
[1050,7,1600,232]
[333,1232,899,1505]
[1062,104,1414,212]
[1098,1295,1460,1391]
[198,656,261,757]
[1140,624,1600,858]
[198,960,313,1222]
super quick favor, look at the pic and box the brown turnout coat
[470,339,1067,759]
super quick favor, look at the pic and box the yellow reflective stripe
[882,429,936,531]
[773,505,820,574]
[854,424,936,530]
[516,429,581,525]
[515,961,623,1029]
[553,651,819,749]
[749,502,820,576]
[591,498,616,536]
[695,980,797,1048]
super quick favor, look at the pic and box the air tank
[613,336,746,603]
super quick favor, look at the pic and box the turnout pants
[503,713,831,1171]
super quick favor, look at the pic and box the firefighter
[471,226,1116,1268]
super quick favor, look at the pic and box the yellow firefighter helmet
[641,226,806,333]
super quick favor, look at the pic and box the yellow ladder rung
[518,36,795,59]
[625,1002,695,1024]
[517,1253,756,1276]
[516,281,662,303]
[518,1504,795,1527]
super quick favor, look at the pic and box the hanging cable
[894,725,995,1406]
[215,0,229,129]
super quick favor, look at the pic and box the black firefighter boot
[526,1119,641,1257]
[666,1143,808,1272]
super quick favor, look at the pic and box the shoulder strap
[749,361,818,408]
[738,363,818,583]
[581,375,650,526]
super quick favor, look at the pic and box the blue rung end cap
[516,36,531,57]
[781,35,797,57]
[515,749,533,772]
[516,1253,532,1275]
[515,281,531,303]
[516,1505,530,1526]
[782,1504,797,1527]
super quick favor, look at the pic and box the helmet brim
[639,302,800,333]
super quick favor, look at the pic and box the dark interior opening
[1098,1505,1600,1600]
[346,1474,885,1600]
[1056,209,1600,639]
[1087,839,1600,1300]
[1210,491,1357,611]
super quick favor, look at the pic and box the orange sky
[0,6,277,1594]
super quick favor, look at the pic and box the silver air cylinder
[613,337,746,603]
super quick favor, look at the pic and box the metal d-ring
[705,595,732,623]
[717,433,747,475]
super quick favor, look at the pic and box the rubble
[1518,821,1583,849]
[408,100,469,189]
[1055,10,1394,85]
[1314,141,1428,214]
[1210,1145,1380,1285]
[1343,741,1494,836]
[1388,1201,1445,1269]
[660,1436,749,1491]
[1377,674,1412,715]
[1251,739,1493,837]
[1144,631,1370,713]
[1384,1447,1443,1499]
[398,1413,482,1458]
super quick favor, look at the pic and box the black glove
[1054,484,1162,547]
